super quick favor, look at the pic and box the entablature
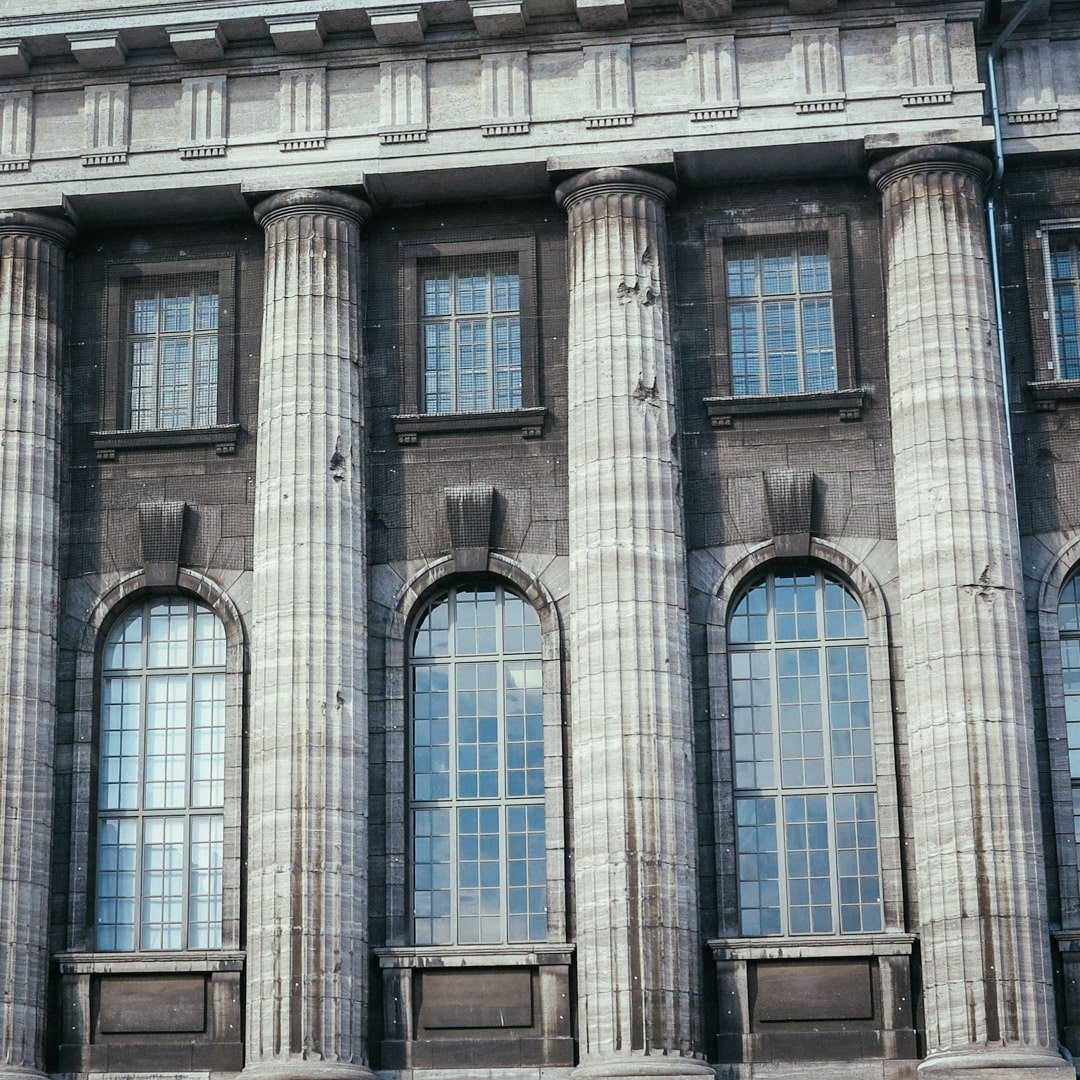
[0,4,1003,213]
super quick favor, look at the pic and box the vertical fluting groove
[0,215,73,1076]
[247,191,373,1077]
[871,147,1064,1069]
[556,169,710,1079]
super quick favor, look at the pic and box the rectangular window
[1048,231,1080,380]
[126,276,220,430]
[420,256,522,414]
[726,237,837,396]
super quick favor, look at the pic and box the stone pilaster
[0,209,74,1078]
[870,146,1071,1076]
[555,167,711,1080]
[247,189,373,1079]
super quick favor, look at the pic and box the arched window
[1059,575,1080,843]
[96,597,226,951]
[728,569,882,936]
[409,583,546,946]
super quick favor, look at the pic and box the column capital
[0,209,76,247]
[253,187,372,230]
[868,144,992,194]
[554,166,676,212]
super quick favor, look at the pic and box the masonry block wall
[1,1,1080,1078]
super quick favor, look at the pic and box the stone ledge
[709,933,917,960]
[92,423,241,458]
[704,387,869,427]
[376,942,574,967]
[56,949,245,973]
[1028,379,1080,411]
[392,406,547,444]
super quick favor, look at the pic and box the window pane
[727,238,836,397]
[97,597,227,951]
[125,278,220,430]
[1051,235,1080,380]
[410,585,545,946]
[420,262,522,414]
[730,570,881,937]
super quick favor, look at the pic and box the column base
[242,1062,374,1080]
[573,1056,716,1079]
[0,1069,49,1080]
[918,1047,1075,1077]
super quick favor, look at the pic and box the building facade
[2,0,1080,1076]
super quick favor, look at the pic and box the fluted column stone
[247,189,373,1079]
[0,209,74,1078]
[556,167,711,1080]
[871,146,1071,1076]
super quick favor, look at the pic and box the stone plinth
[246,189,373,1078]
[870,146,1072,1077]
[556,167,712,1080]
[0,209,75,1078]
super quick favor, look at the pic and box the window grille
[1059,576,1080,846]
[125,274,219,430]
[409,584,546,946]
[420,255,522,414]
[96,597,226,951]
[1047,231,1080,380]
[729,569,882,936]
[726,236,837,396]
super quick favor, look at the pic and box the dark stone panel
[97,975,206,1034]
[418,968,533,1030]
[754,960,873,1022]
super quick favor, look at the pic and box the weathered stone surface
[247,189,374,1077]
[871,145,1071,1076]
[556,167,712,1080]
[0,210,74,1077]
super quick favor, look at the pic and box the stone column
[247,190,373,1079]
[555,167,711,1080]
[870,146,1070,1075]
[0,209,74,1078]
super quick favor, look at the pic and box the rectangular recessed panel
[97,975,206,1034]
[419,968,533,1030]
[754,960,872,1022]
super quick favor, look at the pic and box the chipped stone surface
[557,167,712,1079]
[247,189,374,1075]
[0,211,74,1075]
[872,145,1069,1073]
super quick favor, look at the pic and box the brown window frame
[392,236,546,444]
[93,256,239,457]
[703,216,866,427]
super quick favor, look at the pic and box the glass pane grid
[730,570,882,937]
[95,597,227,952]
[410,585,546,946]
[1050,234,1080,380]
[726,236,837,397]
[1059,577,1080,882]
[126,276,219,431]
[420,256,522,414]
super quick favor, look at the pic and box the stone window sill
[704,388,869,428]
[392,407,547,445]
[56,950,245,974]
[708,933,916,960]
[1028,379,1080,411]
[375,942,574,968]
[92,423,241,460]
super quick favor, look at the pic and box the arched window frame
[706,547,906,941]
[374,555,570,954]
[1035,542,1080,928]
[62,571,245,956]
